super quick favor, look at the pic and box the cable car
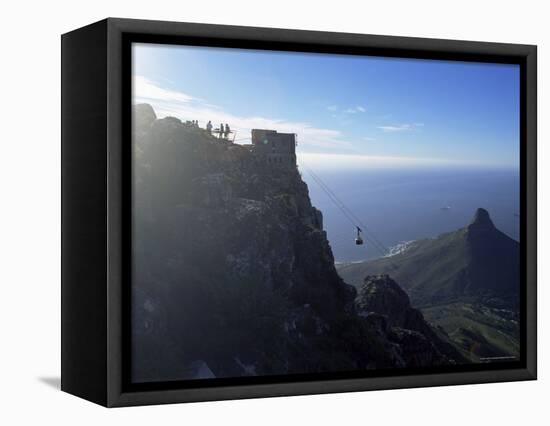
[355,227,364,245]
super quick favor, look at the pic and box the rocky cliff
[131,104,463,382]
[355,275,464,367]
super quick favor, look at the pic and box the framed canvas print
[61,18,537,407]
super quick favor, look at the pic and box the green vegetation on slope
[422,302,519,362]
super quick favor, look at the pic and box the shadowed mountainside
[131,104,464,382]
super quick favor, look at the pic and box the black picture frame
[61,17,537,407]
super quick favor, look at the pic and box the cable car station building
[247,129,297,168]
[242,128,323,231]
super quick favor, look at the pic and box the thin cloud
[133,75,352,151]
[343,106,366,114]
[378,123,423,132]
[378,124,412,132]
[134,76,198,104]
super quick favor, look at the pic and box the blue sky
[132,43,520,169]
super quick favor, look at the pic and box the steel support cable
[301,164,389,257]
[302,165,390,257]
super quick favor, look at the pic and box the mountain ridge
[337,208,519,308]
[336,209,520,362]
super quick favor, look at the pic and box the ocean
[301,168,520,263]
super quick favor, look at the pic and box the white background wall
[0,0,546,423]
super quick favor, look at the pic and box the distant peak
[469,208,495,229]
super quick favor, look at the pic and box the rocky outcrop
[468,207,496,231]
[134,103,157,127]
[356,274,412,327]
[355,275,466,367]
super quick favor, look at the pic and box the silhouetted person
[219,123,224,138]
[224,123,231,139]
[206,120,213,134]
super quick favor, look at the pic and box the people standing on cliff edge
[224,123,231,139]
[219,123,224,138]
[206,120,212,134]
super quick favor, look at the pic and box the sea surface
[302,168,520,263]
